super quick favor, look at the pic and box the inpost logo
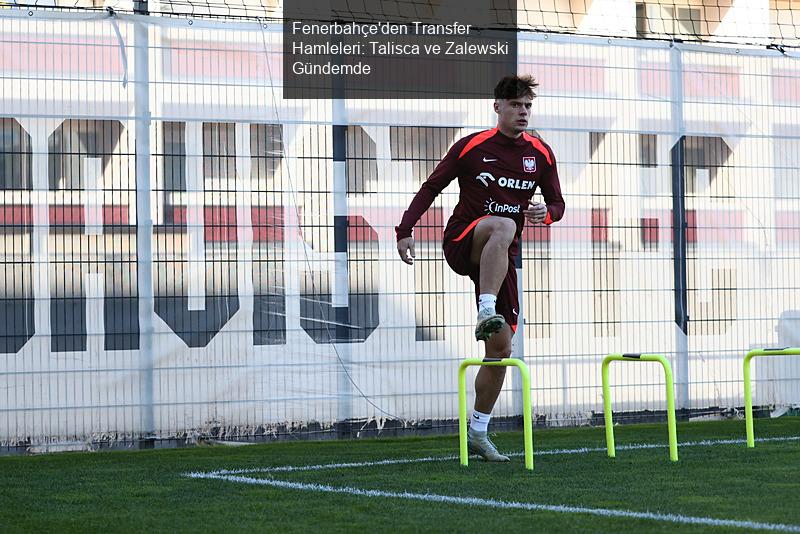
[484,198,521,214]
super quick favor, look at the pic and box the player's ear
[493,99,500,114]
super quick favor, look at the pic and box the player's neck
[496,125,523,139]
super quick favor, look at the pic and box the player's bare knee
[487,216,516,243]
[474,216,514,247]
[483,215,514,232]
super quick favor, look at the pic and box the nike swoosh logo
[483,157,498,162]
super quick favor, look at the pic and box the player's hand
[397,237,416,265]
[524,201,548,224]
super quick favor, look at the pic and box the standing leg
[462,215,517,461]
[468,323,513,462]
[468,275,515,462]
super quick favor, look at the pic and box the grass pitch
[1,418,799,532]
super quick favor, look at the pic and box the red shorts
[442,217,519,332]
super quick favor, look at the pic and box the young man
[395,75,565,461]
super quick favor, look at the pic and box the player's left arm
[524,153,564,225]
[538,153,564,225]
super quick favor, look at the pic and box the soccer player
[395,75,565,461]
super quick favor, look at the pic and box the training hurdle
[744,347,800,448]
[458,358,534,470]
[602,353,679,462]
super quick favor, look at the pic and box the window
[639,134,657,168]
[163,122,186,192]
[0,118,31,190]
[48,120,123,191]
[635,3,706,39]
[203,122,236,182]
[635,2,649,38]
[589,131,606,160]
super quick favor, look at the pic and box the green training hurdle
[602,353,679,462]
[744,347,800,448]
[458,358,534,471]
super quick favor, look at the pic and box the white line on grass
[193,435,800,476]
[186,472,800,532]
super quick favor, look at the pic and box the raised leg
[469,216,516,297]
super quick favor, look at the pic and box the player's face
[494,96,533,137]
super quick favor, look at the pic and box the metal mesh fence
[1,8,800,447]
[5,0,800,46]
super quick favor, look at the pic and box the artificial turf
[1,417,798,533]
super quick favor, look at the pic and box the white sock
[478,294,497,311]
[470,409,491,433]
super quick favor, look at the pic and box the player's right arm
[395,137,466,264]
[397,236,416,265]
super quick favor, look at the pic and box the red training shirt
[395,128,565,256]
